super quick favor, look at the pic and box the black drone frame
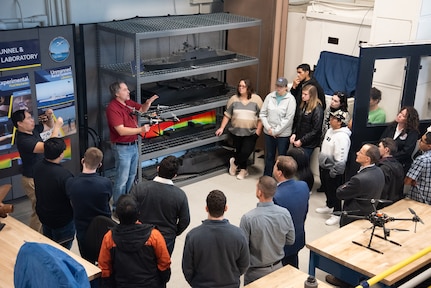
[130,105,179,138]
[346,199,424,254]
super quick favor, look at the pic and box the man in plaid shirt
[405,129,431,204]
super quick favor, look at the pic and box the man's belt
[254,259,282,269]
[114,141,138,146]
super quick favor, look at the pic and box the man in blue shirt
[273,156,309,268]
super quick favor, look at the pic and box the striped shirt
[224,93,262,137]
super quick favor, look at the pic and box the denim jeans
[263,134,289,176]
[302,147,315,160]
[164,237,176,256]
[42,220,75,250]
[112,143,138,210]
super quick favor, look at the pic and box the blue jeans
[42,220,75,250]
[112,143,139,210]
[263,134,289,176]
[164,237,176,256]
[302,147,315,160]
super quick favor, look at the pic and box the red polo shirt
[106,99,142,143]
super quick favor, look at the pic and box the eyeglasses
[238,85,247,88]
[420,137,430,144]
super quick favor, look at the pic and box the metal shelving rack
[97,13,261,182]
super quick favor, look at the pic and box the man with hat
[260,77,297,176]
[316,110,351,226]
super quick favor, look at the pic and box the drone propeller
[332,210,361,216]
[170,112,180,122]
[355,198,393,205]
[150,105,170,109]
[408,208,424,224]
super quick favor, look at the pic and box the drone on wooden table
[336,199,424,254]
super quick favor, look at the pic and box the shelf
[147,90,233,119]
[139,128,227,161]
[97,13,261,39]
[97,12,260,184]
[99,53,258,84]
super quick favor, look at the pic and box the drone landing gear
[352,240,384,254]
[352,225,403,254]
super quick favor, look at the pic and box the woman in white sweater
[260,77,296,176]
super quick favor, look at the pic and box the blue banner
[0,39,41,71]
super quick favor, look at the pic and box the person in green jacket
[368,87,386,124]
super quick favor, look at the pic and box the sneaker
[236,169,249,180]
[315,206,334,214]
[325,215,340,226]
[229,157,237,176]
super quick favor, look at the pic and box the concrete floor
[9,151,340,287]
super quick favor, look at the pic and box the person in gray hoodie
[316,110,351,226]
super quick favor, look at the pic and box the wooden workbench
[245,265,332,287]
[0,215,101,287]
[307,198,431,287]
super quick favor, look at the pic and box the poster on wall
[35,65,77,137]
[0,73,31,151]
[0,39,41,72]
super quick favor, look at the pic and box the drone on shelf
[129,104,179,125]
[338,199,424,254]
[129,104,180,137]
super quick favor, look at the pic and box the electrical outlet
[190,0,214,4]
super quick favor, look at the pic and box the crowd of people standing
[7,69,431,287]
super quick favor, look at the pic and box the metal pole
[356,245,431,288]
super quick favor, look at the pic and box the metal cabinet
[97,13,261,184]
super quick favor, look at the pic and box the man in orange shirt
[98,194,171,287]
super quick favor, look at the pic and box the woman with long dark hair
[321,91,350,139]
[216,78,262,180]
[380,106,419,174]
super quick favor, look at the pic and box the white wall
[0,0,216,29]
[283,6,308,83]
[66,0,214,24]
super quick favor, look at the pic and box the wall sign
[49,36,70,62]
[0,39,41,71]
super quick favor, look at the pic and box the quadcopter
[129,104,180,137]
[338,199,424,254]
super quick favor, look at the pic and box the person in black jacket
[33,138,74,249]
[290,63,326,110]
[286,147,314,192]
[380,106,419,174]
[377,138,404,207]
[336,144,384,227]
[290,84,324,160]
[98,194,171,288]
[131,155,190,255]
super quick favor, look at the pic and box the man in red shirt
[106,81,158,211]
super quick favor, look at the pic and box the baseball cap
[275,77,288,87]
[330,110,348,122]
